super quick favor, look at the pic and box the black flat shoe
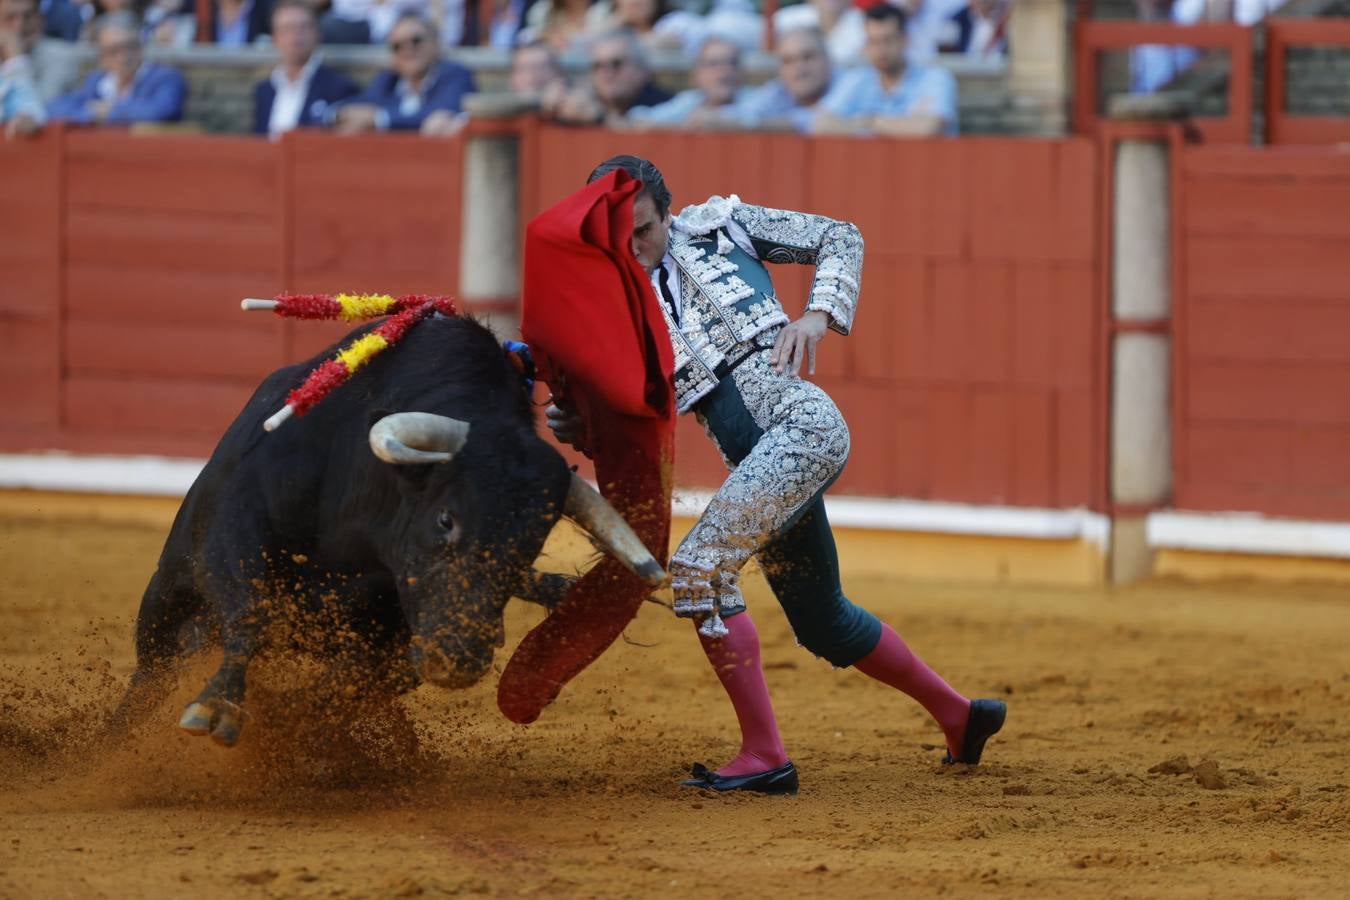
[942,698,1007,765]
[680,761,799,795]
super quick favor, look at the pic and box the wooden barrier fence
[6,124,1350,527]
[1,126,1106,512]
[1173,145,1350,520]
[1,127,464,458]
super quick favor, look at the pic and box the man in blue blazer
[253,0,357,136]
[330,13,475,134]
[47,12,186,124]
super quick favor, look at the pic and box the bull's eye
[437,510,455,533]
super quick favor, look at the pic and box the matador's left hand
[771,310,830,377]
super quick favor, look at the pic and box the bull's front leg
[178,626,258,747]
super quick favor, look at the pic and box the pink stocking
[853,624,971,758]
[697,612,789,777]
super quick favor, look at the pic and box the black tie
[657,265,678,320]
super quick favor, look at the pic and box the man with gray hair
[47,11,186,124]
[733,25,836,132]
[553,27,671,125]
[625,35,748,129]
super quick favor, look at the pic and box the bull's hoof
[178,698,247,747]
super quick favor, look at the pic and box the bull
[121,314,662,746]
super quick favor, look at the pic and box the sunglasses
[98,40,139,57]
[389,33,426,53]
[590,57,629,72]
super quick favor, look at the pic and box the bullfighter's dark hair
[587,155,672,219]
[863,2,908,31]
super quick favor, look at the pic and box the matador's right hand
[545,401,592,458]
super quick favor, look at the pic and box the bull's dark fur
[122,315,573,745]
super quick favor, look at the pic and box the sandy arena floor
[1,501,1349,899]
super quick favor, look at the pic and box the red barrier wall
[521,127,1103,508]
[0,128,61,432]
[0,129,463,458]
[1175,146,1350,519]
[1,127,1103,513]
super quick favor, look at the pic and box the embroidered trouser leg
[670,351,881,665]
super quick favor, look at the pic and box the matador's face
[630,195,671,270]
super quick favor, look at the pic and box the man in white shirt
[252,0,358,136]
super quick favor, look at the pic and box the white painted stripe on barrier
[674,490,1111,548]
[0,453,205,496]
[0,452,1111,546]
[1147,510,1350,560]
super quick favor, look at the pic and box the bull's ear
[391,463,435,494]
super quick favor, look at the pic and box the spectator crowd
[1,0,1293,142]
[1130,0,1288,94]
[2,0,1005,140]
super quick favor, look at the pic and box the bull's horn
[369,413,470,465]
[565,474,667,587]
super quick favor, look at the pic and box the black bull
[117,315,662,746]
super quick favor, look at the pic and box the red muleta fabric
[497,170,676,724]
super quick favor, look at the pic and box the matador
[548,155,1007,794]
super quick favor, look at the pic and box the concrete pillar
[459,101,528,339]
[1107,120,1177,583]
[1112,141,1171,323]
[1007,0,1071,135]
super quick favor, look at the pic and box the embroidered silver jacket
[663,198,864,413]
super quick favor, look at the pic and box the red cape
[497,170,676,724]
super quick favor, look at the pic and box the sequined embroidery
[671,350,852,618]
[661,200,863,412]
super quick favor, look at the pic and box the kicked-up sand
[1,497,1348,899]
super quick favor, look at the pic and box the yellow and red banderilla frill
[241,292,458,431]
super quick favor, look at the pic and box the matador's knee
[670,558,746,639]
[779,590,882,668]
